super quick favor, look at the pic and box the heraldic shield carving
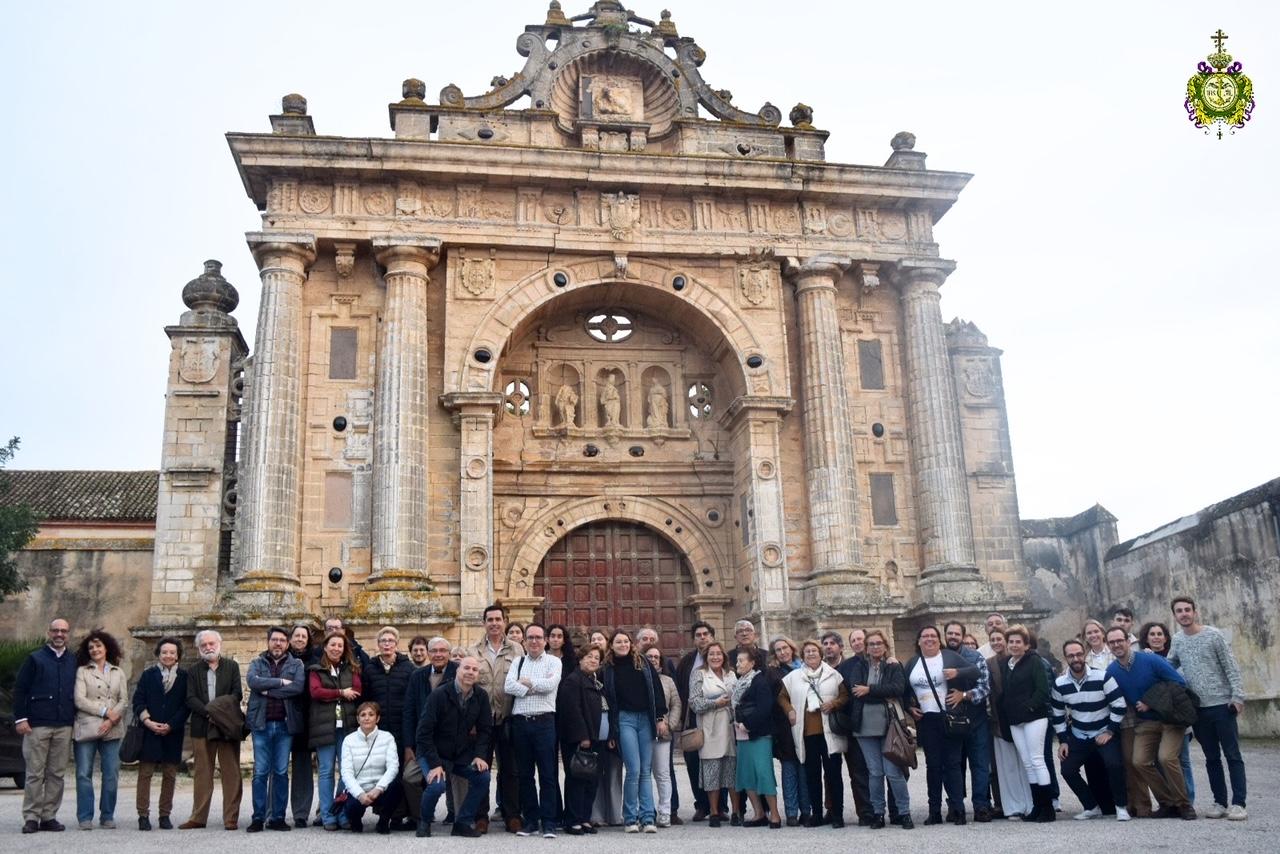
[179,338,220,384]
[1185,29,1255,140]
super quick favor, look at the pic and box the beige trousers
[21,726,72,822]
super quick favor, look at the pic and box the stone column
[359,236,441,612]
[440,391,504,622]
[896,258,978,577]
[232,233,315,612]
[784,255,866,576]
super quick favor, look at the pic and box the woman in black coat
[556,646,609,834]
[996,625,1054,822]
[131,636,189,830]
[731,650,781,828]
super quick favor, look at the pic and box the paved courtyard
[3,742,1276,852]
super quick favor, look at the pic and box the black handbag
[568,748,600,781]
[119,722,145,764]
[923,656,971,737]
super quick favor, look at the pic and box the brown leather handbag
[882,699,918,771]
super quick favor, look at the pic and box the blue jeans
[315,729,350,827]
[251,720,293,822]
[420,758,490,827]
[780,758,811,818]
[962,708,993,809]
[512,714,561,832]
[617,710,655,825]
[1192,704,1246,807]
[74,738,120,823]
[858,735,909,817]
[1180,732,1196,803]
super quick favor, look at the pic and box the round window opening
[687,382,713,419]
[504,380,531,416]
[586,310,634,343]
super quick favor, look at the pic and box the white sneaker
[1073,807,1102,821]
[1227,804,1247,821]
[642,824,657,833]
[1115,807,1130,822]
[1203,804,1227,819]
[655,815,671,828]
[625,823,640,833]
[516,829,534,837]
[543,830,557,839]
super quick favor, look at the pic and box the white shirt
[505,651,562,717]
[910,654,948,714]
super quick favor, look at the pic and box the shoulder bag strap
[922,655,947,712]
[355,732,378,777]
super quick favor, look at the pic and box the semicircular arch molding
[503,494,731,599]
[455,257,778,399]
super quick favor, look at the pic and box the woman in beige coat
[689,641,741,826]
[73,629,128,829]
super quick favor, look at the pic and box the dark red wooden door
[536,521,694,656]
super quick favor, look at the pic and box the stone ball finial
[401,78,427,103]
[281,93,307,116]
[890,131,916,151]
[182,260,239,315]
[545,1,571,27]
[789,103,814,129]
[655,9,679,38]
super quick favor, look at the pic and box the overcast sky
[2,1,1276,541]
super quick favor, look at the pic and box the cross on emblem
[1211,29,1228,51]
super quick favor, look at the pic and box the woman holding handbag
[644,645,682,828]
[72,629,127,830]
[778,640,849,828]
[904,625,978,826]
[846,630,911,829]
[997,625,1054,823]
[132,636,189,830]
[309,631,363,830]
[690,641,740,826]
[556,645,608,835]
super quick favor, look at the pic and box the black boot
[1031,785,1055,823]
[416,820,432,838]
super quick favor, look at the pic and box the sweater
[1105,651,1186,722]
[1049,667,1126,742]
[1168,626,1245,707]
[340,726,400,797]
[13,645,77,728]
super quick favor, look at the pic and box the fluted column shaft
[236,233,316,590]
[787,255,864,575]
[367,237,440,588]
[899,265,977,575]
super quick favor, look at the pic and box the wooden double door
[535,521,695,656]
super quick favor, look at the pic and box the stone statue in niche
[599,374,622,428]
[554,383,578,427]
[646,378,669,429]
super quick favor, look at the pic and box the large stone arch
[502,494,732,601]
[452,256,780,400]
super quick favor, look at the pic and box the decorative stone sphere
[281,93,308,115]
[402,78,427,102]
[183,260,239,314]
[890,131,916,151]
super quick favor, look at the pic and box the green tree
[0,437,39,601]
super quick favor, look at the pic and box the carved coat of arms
[460,257,495,297]
[179,339,219,384]
[738,265,772,306]
[602,192,641,240]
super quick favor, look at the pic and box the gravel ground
[3,740,1275,852]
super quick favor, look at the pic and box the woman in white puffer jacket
[339,701,401,833]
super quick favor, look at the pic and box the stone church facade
[142,2,1038,657]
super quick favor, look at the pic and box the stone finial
[281,93,307,116]
[401,78,427,104]
[789,103,815,129]
[545,1,571,27]
[890,131,916,151]
[183,260,239,315]
[655,9,679,39]
[272,94,315,135]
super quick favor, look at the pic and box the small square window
[329,328,358,380]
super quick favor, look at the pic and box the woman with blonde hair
[1081,619,1113,671]
[778,639,848,827]
[846,630,911,829]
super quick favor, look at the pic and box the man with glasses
[1051,639,1129,821]
[944,621,994,822]
[1104,627,1196,819]
[404,637,460,825]
[506,623,562,838]
[14,618,76,834]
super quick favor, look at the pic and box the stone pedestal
[229,233,316,615]
[357,236,443,618]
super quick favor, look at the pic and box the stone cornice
[718,395,794,429]
[439,391,505,414]
[246,231,317,270]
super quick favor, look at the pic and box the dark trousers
[843,739,873,821]
[479,719,520,822]
[421,760,489,827]
[1193,704,1247,808]
[344,777,403,827]
[1043,721,1060,798]
[918,712,965,815]
[512,714,561,832]
[803,734,843,821]
[961,709,993,810]
[668,739,679,814]
[561,741,602,827]
[1060,734,1127,811]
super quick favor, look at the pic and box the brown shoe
[1180,806,1198,821]
[505,817,522,833]
[474,818,489,835]
[224,822,238,830]
[178,821,206,830]
[669,815,684,826]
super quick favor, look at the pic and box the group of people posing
[12,595,1248,838]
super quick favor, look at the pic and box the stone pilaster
[896,258,979,582]
[357,236,442,617]
[230,232,316,614]
[440,391,504,622]
[784,255,866,578]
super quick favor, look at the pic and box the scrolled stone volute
[281,93,308,116]
[182,260,239,315]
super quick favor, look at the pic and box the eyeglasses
[49,629,69,634]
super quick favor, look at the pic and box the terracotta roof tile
[0,470,158,521]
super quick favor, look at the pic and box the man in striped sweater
[1050,639,1129,821]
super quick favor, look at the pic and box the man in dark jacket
[181,629,244,830]
[13,618,76,834]
[415,656,493,838]
[402,637,458,825]
[245,626,305,832]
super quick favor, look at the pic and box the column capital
[782,254,851,290]
[439,391,505,417]
[372,235,442,272]
[893,257,957,294]
[246,232,317,270]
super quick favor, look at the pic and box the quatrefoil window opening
[504,379,531,415]
[586,310,634,342]
[687,382,713,419]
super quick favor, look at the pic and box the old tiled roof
[0,470,158,521]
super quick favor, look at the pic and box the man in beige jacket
[467,603,523,833]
